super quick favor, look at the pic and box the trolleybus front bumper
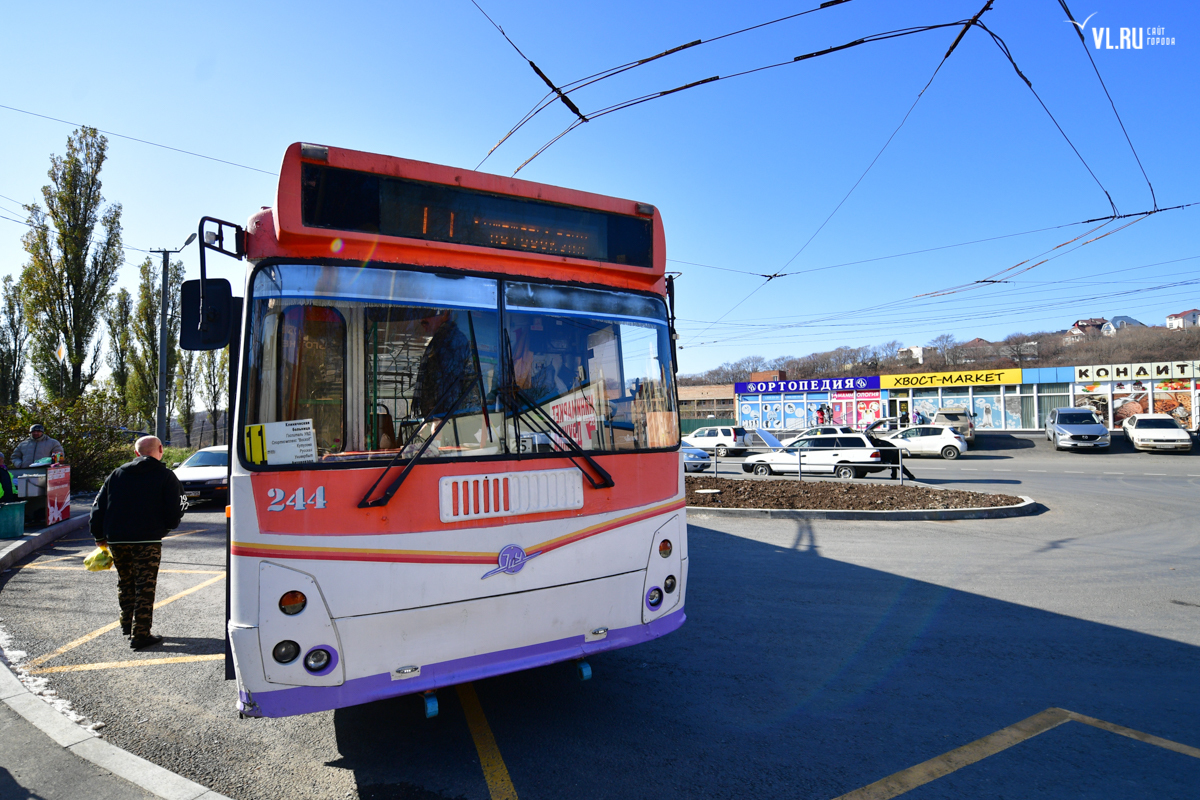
[232,566,687,718]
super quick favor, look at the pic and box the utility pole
[148,234,196,444]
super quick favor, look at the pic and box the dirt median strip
[685,477,1035,521]
[686,476,1023,511]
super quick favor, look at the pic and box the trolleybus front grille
[438,468,584,522]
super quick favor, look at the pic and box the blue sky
[1,1,1195,375]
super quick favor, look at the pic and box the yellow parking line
[17,565,222,574]
[457,682,519,800]
[1067,709,1200,758]
[28,654,224,675]
[25,573,226,668]
[832,707,1199,799]
[39,553,81,563]
[163,529,206,539]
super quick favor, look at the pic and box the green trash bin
[0,501,26,539]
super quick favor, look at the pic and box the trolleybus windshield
[243,263,678,467]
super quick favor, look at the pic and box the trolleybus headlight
[279,591,307,615]
[272,640,300,664]
[646,587,663,608]
[664,575,677,593]
[304,648,331,672]
[658,540,672,558]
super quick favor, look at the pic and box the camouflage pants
[109,543,162,638]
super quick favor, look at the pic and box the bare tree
[999,332,1038,367]
[926,334,960,368]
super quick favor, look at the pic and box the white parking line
[1028,470,1047,472]
[1065,471,1085,474]
[1143,473,1166,476]
[961,468,978,471]
[994,469,1012,472]
[1104,472,1125,475]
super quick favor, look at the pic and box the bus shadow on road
[329,521,1199,799]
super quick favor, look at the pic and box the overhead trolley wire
[512,19,972,174]
[468,0,587,128]
[779,0,996,271]
[679,2,995,348]
[1058,0,1157,210]
[477,0,856,169]
[974,21,1117,217]
[0,103,278,176]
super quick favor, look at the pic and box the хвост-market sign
[881,369,1023,389]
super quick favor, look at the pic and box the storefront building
[734,361,1200,432]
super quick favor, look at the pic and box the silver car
[1046,408,1110,450]
[682,446,712,472]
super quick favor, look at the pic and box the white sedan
[1123,414,1193,452]
[882,425,967,459]
[740,434,883,479]
[779,426,854,447]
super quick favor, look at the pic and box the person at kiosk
[10,424,65,467]
[0,454,14,503]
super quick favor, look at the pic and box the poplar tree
[175,348,198,447]
[20,127,123,399]
[104,288,134,413]
[200,347,228,446]
[0,275,29,405]
[128,256,183,428]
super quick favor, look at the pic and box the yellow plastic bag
[84,545,113,572]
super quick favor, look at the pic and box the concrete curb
[0,517,232,800]
[0,513,90,572]
[686,495,1038,521]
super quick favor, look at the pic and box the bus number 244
[266,487,327,512]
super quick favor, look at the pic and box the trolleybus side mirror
[180,278,234,350]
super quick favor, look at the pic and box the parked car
[779,426,855,447]
[1045,408,1111,451]
[932,407,975,444]
[682,426,750,457]
[174,445,229,506]
[682,446,712,472]
[740,434,883,479]
[1122,414,1193,452]
[882,425,968,459]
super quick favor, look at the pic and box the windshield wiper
[356,376,477,508]
[498,332,614,489]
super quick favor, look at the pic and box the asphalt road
[1,435,1198,799]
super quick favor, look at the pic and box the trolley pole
[149,234,197,444]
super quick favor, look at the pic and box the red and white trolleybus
[185,143,686,718]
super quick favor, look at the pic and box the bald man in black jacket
[90,436,185,649]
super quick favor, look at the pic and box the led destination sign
[300,163,653,267]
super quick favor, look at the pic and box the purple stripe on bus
[239,607,685,718]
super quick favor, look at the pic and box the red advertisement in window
[47,466,70,524]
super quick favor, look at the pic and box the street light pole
[148,233,197,444]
